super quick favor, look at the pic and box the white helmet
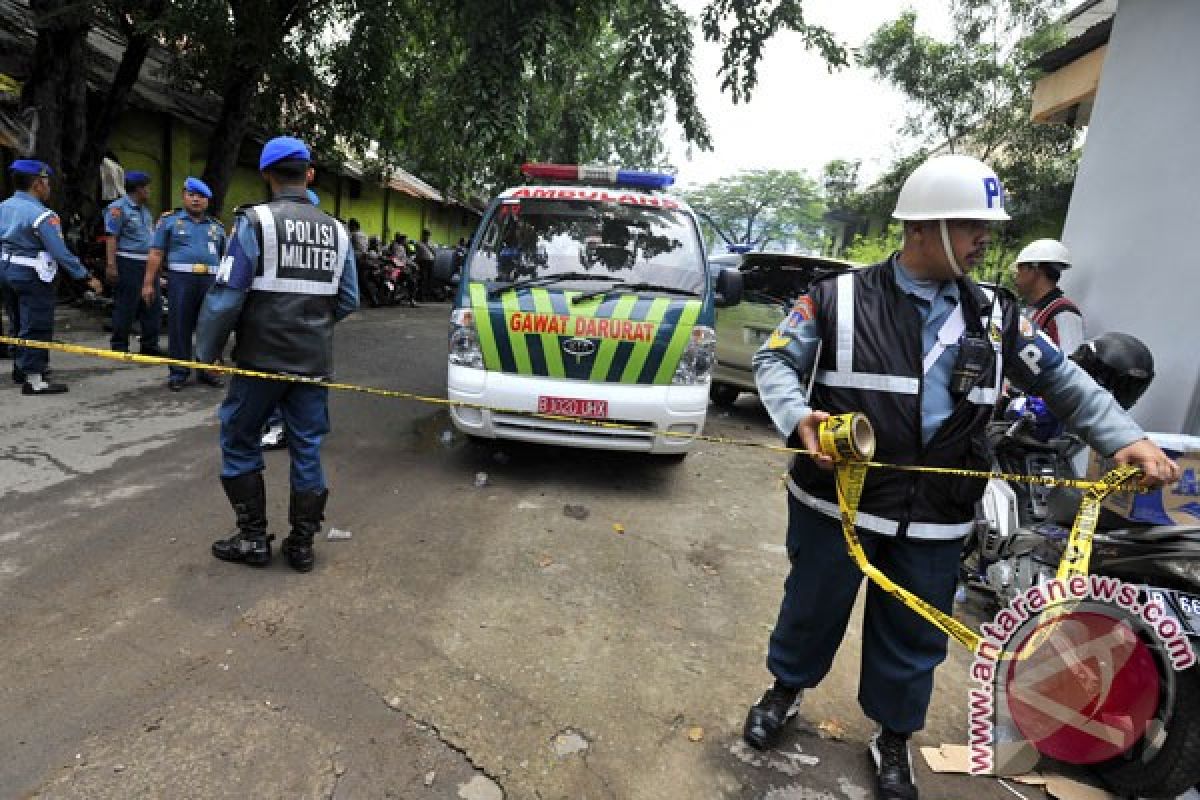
[1015,238,1071,269]
[892,154,1010,222]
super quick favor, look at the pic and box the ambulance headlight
[672,326,716,385]
[449,308,484,369]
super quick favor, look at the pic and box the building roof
[0,0,475,210]
[1031,0,1116,72]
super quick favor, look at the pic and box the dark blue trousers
[219,375,329,492]
[166,272,215,379]
[111,255,160,352]
[6,272,55,376]
[767,494,964,733]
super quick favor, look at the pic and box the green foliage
[843,223,902,265]
[684,169,826,251]
[857,0,1077,248]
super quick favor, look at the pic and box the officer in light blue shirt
[0,160,102,393]
[104,170,162,355]
[142,177,227,390]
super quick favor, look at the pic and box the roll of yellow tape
[818,412,876,462]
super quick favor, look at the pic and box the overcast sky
[666,0,955,189]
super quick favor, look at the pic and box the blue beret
[259,136,311,170]
[9,159,52,177]
[183,176,212,198]
[126,170,151,187]
[306,189,320,206]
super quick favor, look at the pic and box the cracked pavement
[1,305,1068,799]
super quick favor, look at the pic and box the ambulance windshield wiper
[487,272,614,299]
[571,282,700,304]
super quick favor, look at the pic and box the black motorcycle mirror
[432,248,460,286]
[714,268,743,308]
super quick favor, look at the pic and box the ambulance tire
[658,451,688,464]
[710,382,740,408]
[1095,661,1200,798]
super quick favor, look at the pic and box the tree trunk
[68,16,160,234]
[200,63,262,216]
[22,0,93,215]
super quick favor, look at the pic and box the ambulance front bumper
[446,365,708,453]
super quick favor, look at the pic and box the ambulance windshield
[470,197,705,295]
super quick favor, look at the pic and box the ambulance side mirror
[432,248,459,286]
[714,268,743,307]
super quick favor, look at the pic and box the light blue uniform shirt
[150,210,226,272]
[0,190,88,279]
[892,257,959,446]
[104,195,154,256]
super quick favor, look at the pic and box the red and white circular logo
[1005,610,1161,764]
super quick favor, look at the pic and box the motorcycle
[359,251,417,308]
[964,394,1200,797]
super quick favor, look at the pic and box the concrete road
[1,304,1080,799]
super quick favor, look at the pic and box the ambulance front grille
[491,413,657,450]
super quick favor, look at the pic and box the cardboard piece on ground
[920,744,975,774]
[919,745,1115,800]
[1041,774,1115,800]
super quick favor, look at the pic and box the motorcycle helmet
[1069,332,1155,410]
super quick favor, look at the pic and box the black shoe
[0,343,11,359]
[12,369,23,384]
[197,371,224,388]
[168,378,186,392]
[212,473,273,567]
[743,684,802,750]
[140,345,165,358]
[281,488,328,573]
[22,380,68,395]
[869,729,918,800]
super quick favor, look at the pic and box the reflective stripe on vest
[249,203,347,296]
[786,476,975,540]
[816,272,919,393]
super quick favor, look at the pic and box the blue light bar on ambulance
[520,163,675,191]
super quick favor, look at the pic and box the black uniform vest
[233,198,349,378]
[788,259,1018,538]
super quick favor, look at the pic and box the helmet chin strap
[939,219,964,277]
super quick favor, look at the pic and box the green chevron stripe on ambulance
[468,284,698,385]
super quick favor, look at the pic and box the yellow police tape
[815,413,1141,655]
[4,335,1145,656]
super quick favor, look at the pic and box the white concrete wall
[1060,0,1200,435]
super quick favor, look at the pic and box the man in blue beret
[196,136,358,573]
[141,177,227,391]
[104,169,162,356]
[261,186,320,450]
[0,160,103,393]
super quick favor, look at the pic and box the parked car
[709,252,858,407]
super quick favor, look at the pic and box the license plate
[537,396,608,419]
[1147,588,1200,635]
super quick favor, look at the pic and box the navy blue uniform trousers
[166,272,214,380]
[768,494,964,733]
[5,270,55,375]
[111,255,160,352]
[219,376,329,492]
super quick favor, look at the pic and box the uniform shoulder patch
[109,206,122,218]
[766,331,792,350]
[785,295,817,328]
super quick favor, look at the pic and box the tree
[857,0,1077,266]
[684,169,826,251]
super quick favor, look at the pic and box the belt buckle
[192,264,209,274]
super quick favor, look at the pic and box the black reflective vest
[233,198,350,378]
[787,259,1018,540]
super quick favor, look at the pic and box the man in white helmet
[743,154,1179,800]
[1012,238,1084,355]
